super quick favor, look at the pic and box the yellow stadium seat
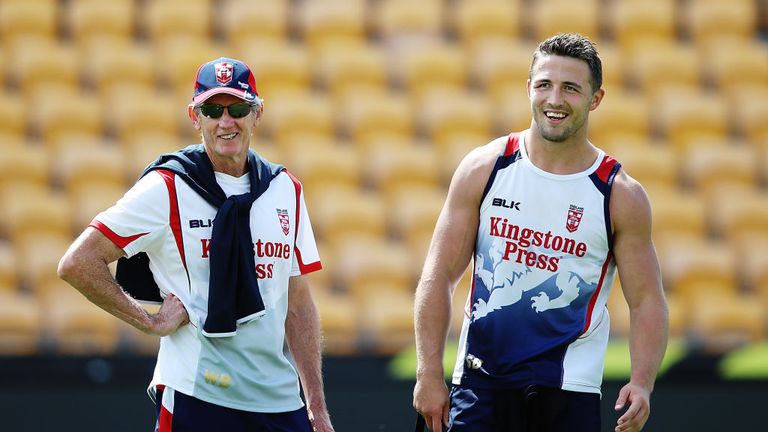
[312,288,360,355]
[16,232,73,293]
[33,91,104,144]
[239,40,312,99]
[373,0,443,41]
[589,89,650,146]
[67,0,135,47]
[219,0,289,45]
[40,282,121,355]
[0,93,28,139]
[0,146,49,194]
[397,43,468,102]
[708,189,768,244]
[0,291,42,355]
[121,131,183,178]
[298,0,367,50]
[531,0,600,42]
[470,38,537,97]
[142,0,212,46]
[70,183,126,233]
[363,145,440,202]
[0,1,57,49]
[53,144,127,198]
[727,84,768,149]
[313,41,388,99]
[682,145,758,199]
[107,88,178,144]
[735,235,768,300]
[606,278,693,340]
[659,238,737,303]
[285,146,361,198]
[489,83,533,137]
[688,291,765,352]
[360,288,415,354]
[0,241,18,290]
[309,188,385,248]
[332,238,413,302]
[652,88,728,152]
[4,191,72,248]
[609,0,676,54]
[610,145,679,193]
[650,190,707,245]
[336,89,414,150]
[627,41,701,99]
[260,91,335,145]
[12,41,80,98]
[595,42,625,91]
[387,186,446,251]
[418,88,493,149]
[702,41,768,94]
[449,0,522,49]
[683,0,757,49]
[155,40,225,99]
[84,41,155,96]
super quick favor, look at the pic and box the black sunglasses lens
[199,103,252,119]
[228,103,253,118]
[200,104,225,118]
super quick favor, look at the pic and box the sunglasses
[197,102,255,119]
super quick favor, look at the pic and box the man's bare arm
[58,227,188,336]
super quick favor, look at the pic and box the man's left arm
[286,275,334,432]
[610,171,669,432]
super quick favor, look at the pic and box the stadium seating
[608,0,676,54]
[67,0,135,47]
[1,0,766,356]
[449,0,522,49]
[219,0,290,46]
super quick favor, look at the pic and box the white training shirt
[92,167,321,412]
[452,132,619,395]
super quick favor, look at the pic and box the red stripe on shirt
[285,170,322,274]
[156,170,187,271]
[582,251,613,333]
[504,133,520,156]
[89,220,148,249]
[594,155,618,183]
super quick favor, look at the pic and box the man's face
[192,93,259,161]
[527,54,603,143]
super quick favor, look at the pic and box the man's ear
[188,104,201,129]
[589,88,605,111]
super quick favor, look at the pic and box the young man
[413,34,668,432]
[58,58,334,432]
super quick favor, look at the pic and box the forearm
[285,293,329,414]
[628,296,668,391]
[59,253,155,333]
[414,272,453,381]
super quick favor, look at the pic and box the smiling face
[189,93,261,174]
[527,54,604,144]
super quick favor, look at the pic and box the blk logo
[189,219,213,228]
[492,198,521,211]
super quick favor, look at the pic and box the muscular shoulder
[449,137,506,200]
[610,169,652,235]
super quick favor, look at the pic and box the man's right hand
[413,376,450,431]
[148,293,189,336]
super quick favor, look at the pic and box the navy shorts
[448,384,600,432]
[154,387,312,432]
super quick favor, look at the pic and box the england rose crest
[276,209,290,236]
[566,204,584,233]
[214,62,234,85]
